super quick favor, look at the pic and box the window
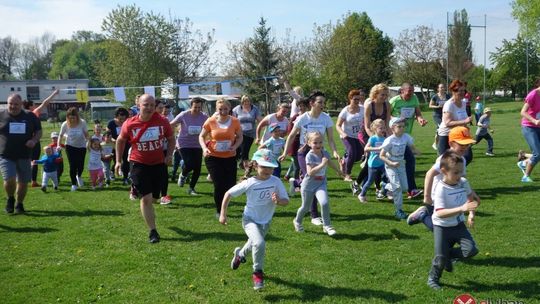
[10,87,14,91]
[67,86,76,94]
[17,87,21,91]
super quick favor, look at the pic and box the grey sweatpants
[239,216,270,272]
[296,183,331,226]
[432,222,478,270]
[385,163,407,211]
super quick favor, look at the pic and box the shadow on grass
[166,226,283,242]
[332,229,419,241]
[448,280,540,300]
[461,256,540,268]
[332,213,398,222]
[265,276,407,303]
[0,224,58,233]
[25,209,124,217]
[474,185,538,199]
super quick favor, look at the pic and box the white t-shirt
[338,105,364,138]
[438,99,468,136]
[432,177,472,227]
[262,113,289,142]
[60,120,88,148]
[294,112,334,145]
[227,175,288,224]
[430,155,467,200]
[88,149,104,171]
[380,133,414,162]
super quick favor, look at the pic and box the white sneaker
[357,194,367,203]
[310,217,323,226]
[293,220,304,232]
[432,143,437,151]
[207,174,213,182]
[288,178,296,196]
[70,185,78,192]
[323,225,337,236]
[76,176,84,187]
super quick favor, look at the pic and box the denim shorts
[0,156,32,183]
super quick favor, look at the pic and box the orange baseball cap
[449,126,476,145]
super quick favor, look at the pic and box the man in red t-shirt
[115,94,174,243]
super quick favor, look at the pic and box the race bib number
[188,125,201,135]
[455,109,469,120]
[351,125,361,134]
[400,107,415,119]
[9,122,26,134]
[257,188,272,201]
[241,123,253,131]
[140,126,160,142]
[215,140,231,152]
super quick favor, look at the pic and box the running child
[101,131,114,186]
[32,146,61,192]
[358,119,386,203]
[475,107,494,156]
[87,137,105,189]
[259,123,286,178]
[220,149,289,290]
[379,117,420,220]
[427,150,479,290]
[48,132,64,184]
[293,131,343,236]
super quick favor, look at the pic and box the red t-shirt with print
[120,112,173,165]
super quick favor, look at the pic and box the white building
[0,79,89,103]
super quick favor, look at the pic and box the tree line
[0,4,538,106]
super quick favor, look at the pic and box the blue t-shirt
[262,137,285,158]
[367,135,385,168]
[35,153,61,173]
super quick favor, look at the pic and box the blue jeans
[360,166,385,196]
[522,126,540,166]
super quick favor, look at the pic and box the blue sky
[0,0,519,69]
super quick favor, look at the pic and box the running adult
[283,78,304,118]
[199,98,243,218]
[436,79,473,164]
[170,97,208,195]
[255,103,290,145]
[58,107,89,191]
[336,89,366,182]
[232,95,262,171]
[429,84,450,150]
[115,94,174,243]
[519,78,540,182]
[389,82,428,198]
[1,94,42,214]
[107,107,130,183]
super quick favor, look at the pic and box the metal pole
[526,23,529,93]
[446,11,449,88]
[483,14,486,103]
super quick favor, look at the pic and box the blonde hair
[216,98,231,109]
[370,118,385,132]
[293,86,303,96]
[369,83,389,101]
[66,107,81,128]
[240,95,251,105]
[306,131,323,143]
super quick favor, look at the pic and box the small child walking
[259,123,286,178]
[48,132,64,184]
[358,119,386,203]
[293,131,343,236]
[379,117,420,220]
[220,149,289,290]
[427,150,479,290]
[33,146,61,192]
[475,107,494,156]
[101,131,114,186]
[87,137,105,189]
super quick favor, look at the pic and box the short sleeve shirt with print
[227,175,289,224]
[476,115,490,136]
[232,105,260,138]
[522,89,540,128]
[294,112,334,145]
[88,149,104,170]
[262,137,286,158]
[262,113,289,142]
[389,94,420,134]
[431,93,450,116]
[120,112,173,165]
[438,99,469,136]
[0,109,42,159]
[171,110,208,149]
[202,116,242,158]
[430,155,467,200]
[338,105,365,138]
[380,133,414,162]
[432,177,472,227]
[305,149,331,179]
[107,119,123,140]
[367,135,385,168]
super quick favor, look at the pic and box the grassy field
[1,101,539,303]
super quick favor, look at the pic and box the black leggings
[205,156,237,213]
[31,142,41,182]
[180,148,203,189]
[66,145,87,186]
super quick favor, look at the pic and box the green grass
[1,101,539,303]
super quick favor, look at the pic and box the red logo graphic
[454,294,476,304]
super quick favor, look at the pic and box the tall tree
[316,12,393,108]
[393,25,446,99]
[447,9,473,80]
[232,17,280,113]
[512,0,540,47]
[490,35,540,98]
[0,36,20,79]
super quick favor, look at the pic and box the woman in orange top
[199,98,243,217]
